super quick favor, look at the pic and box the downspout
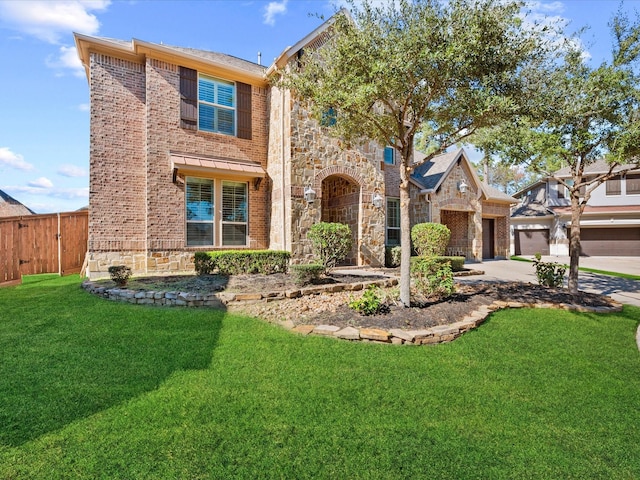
[281,86,287,251]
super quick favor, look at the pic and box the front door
[482,218,495,259]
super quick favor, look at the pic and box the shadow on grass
[0,275,224,447]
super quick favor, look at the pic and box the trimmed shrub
[290,263,324,286]
[533,253,567,287]
[108,265,132,286]
[194,250,291,276]
[385,246,402,268]
[411,223,451,257]
[435,255,465,272]
[411,256,455,299]
[194,252,215,275]
[308,222,352,273]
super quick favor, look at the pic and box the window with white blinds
[186,177,214,246]
[222,181,248,246]
[185,178,248,247]
[198,74,235,136]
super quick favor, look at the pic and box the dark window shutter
[237,82,252,140]
[180,66,198,130]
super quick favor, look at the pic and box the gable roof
[74,34,267,86]
[411,149,462,191]
[0,190,35,217]
[480,182,518,203]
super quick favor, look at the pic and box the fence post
[57,212,62,276]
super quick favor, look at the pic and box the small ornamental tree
[308,222,353,273]
[411,223,451,257]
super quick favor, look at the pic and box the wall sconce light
[458,179,468,194]
[372,193,383,208]
[304,185,316,204]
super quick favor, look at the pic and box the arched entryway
[320,174,360,265]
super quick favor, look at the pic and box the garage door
[575,227,640,256]
[514,229,550,256]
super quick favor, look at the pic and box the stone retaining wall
[290,299,623,346]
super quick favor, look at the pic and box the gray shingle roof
[0,190,35,217]
[411,149,461,190]
[481,182,518,203]
[554,159,640,177]
[511,202,554,218]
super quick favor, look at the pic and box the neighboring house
[511,159,640,256]
[75,17,516,279]
[0,189,35,217]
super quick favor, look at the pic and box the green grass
[510,255,640,280]
[1,275,640,479]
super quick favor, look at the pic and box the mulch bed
[97,272,617,330]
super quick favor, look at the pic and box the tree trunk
[567,192,582,294]
[399,162,412,308]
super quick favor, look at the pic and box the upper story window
[179,66,252,140]
[627,174,640,195]
[606,175,621,196]
[198,75,235,136]
[384,146,396,165]
[321,107,337,127]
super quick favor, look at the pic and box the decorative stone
[285,290,301,298]
[314,325,341,335]
[388,329,416,342]
[431,325,459,336]
[335,326,360,340]
[235,293,263,301]
[391,337,404,345]
[291,324,315,335]
[360,328,390,342]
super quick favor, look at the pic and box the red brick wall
[144,58,270,251]
[89,53,146,251]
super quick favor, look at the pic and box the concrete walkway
[458,257,640,307]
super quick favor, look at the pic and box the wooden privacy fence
[0,211,88,286]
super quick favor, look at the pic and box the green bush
[194,250,291,276]
[533,253,567,287]
[435,256,465,272]
[411,223,451,257]
[348,285,388,316]
[108,265,132,286]
[411,256,455,299]
[385,246,402,268]
[308,222,353,273]
[290,263,324,286]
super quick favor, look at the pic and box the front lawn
[1,275,639,478]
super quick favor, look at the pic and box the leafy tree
[471,12,640,293]
[279,0,551,306]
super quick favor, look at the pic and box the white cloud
[0,0,110,44]
[0,147,34,171]
[57,164,87,177]
[46,45,85,77]
[28,177,54,188]
[78,103,90,112]
[2,185,89,200]
[264,0,287,26]
[527,1,565,14]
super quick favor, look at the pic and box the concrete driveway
[458,257,640,307]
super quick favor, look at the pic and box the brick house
[75,19,515,279]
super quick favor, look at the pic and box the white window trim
[197,74,237,136]
[185,177,249,247]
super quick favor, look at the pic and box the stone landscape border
[82,276,624,347]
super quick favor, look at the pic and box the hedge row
[194,250,291,275]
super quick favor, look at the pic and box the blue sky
[0,0,638,213]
